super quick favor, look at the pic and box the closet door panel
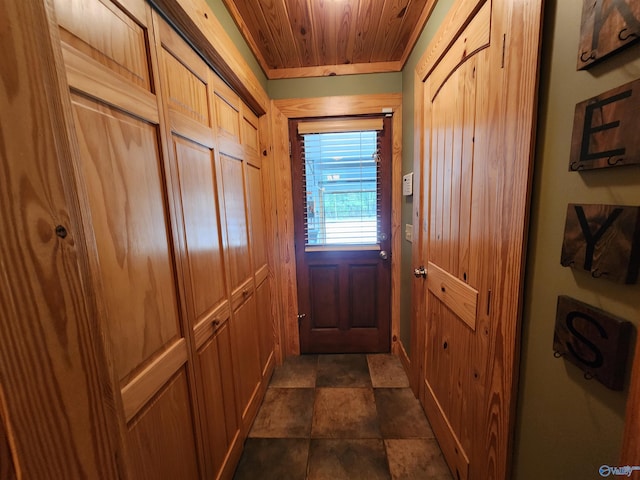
[255,277,274,375]
[54,0,151,89]
[197,320,241,478]
[246,163,267,275]
[126,368,200,480]
[72,93,181,383]
[60,3,201,479]
[230,296,261,421]
[219,154,251,294]
[174,137,226,320]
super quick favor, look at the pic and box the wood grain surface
[222,0,438,78]
[0,0,122,477]
[413,0,543,478]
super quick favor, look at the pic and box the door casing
[272,94,403,358]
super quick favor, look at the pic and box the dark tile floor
[233,354,452,480]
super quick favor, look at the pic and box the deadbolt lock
[413,266,427,278]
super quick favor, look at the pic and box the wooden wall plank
[370,0,410,63]
[352,0,379,64]
[221,0,285,68]
[284,0,320,66]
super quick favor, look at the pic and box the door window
[298,118,383,251]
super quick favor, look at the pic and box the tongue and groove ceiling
[221,0,438,79]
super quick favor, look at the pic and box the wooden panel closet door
[213,78,263,432]
[155,16,242,480]
[243,108,275,376]
[413,0,543,479]
[55,1,200,478]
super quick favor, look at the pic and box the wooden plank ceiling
[221,0,438,79]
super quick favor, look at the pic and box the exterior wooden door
[413,0,543,479]
[291,116,392,353]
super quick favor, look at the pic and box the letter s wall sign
[554,296,633,390]
[561,203,640,284]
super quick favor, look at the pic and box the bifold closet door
[55,0,201,477]
[155,16,242,480]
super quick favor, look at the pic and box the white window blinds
[298,118,383,250]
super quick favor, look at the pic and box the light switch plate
[402,172,413,196]
[405,224,413,242]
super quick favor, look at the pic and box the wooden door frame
[272,94,403,357]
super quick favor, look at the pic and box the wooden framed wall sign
[577,0,640,70]
[560,203,640,284]
[569,78,640,171]
[554,296,633,391]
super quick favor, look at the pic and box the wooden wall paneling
[390,104,403,356]
[308,0,338,66]
[259,107,286,364]
[268,101,301,357]
[0,0,123,477]
[273,94,402,358]
[221,0,287,69]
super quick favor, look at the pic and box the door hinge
[289,141,292,157]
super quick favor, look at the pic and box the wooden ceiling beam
[268,60,404,79]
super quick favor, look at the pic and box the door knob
[414,266,427,278]
[379,250,389,260]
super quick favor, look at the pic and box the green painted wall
[268,72,401,99]
[203,0,267,90]
[513,0,640,478]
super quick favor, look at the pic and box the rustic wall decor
[569,78,640,171]
[560,203,640,284]
[554,296,633,390]
[577,0,640,70]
